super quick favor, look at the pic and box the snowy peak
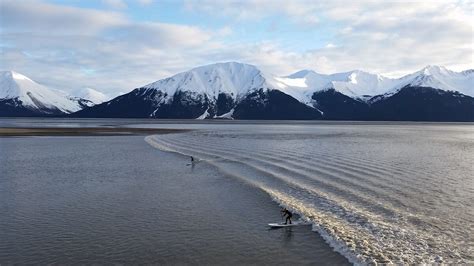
[1,70,33,82]
[328,70,399,98]
[285,69,318,79]
[420,65,451,75]
[0,70,38,99]
[74,88,109,104]
[279,65,473,100]
[0,70,85,114]
[275,69,397,103]
[393,65,474,97]
[141,62,273,102]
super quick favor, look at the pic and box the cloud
[185,0,473,74]
[0,0,219,95]
[184,0,323,26]
[1,0,126,34]
[0,0,472,96]
[102,0,128,9]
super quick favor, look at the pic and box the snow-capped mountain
[74,87,109,104]
[4,63,472,121]
[384,65,474,97]
[270,65,473,121]
[0,71,92,116]
[275,65,473,103]
[73,62,473,121]
[142,62,275,102]
[74,62,322,119]
[275,69,400,104]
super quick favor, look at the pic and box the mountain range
[1,63,473,121]
[0,71,109,117]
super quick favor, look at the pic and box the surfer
[280,208,293,224]
[190,156,195,164]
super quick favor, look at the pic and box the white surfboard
[187,159,203,166]
[268,222,307,228]
[268,223,293,227]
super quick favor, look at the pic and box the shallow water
[0,134,348,264]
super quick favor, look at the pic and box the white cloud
[0,0,219,95]
[102,0,128,9]
[1,0,126,34]
[185,0,322,26]
[185,0,473,75]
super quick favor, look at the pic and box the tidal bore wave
[145,128,473,265]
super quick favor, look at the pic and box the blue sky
[1,0,472,96]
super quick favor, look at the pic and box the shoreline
[0,127,190,137]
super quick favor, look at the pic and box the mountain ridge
[0,70,92,116]
[2,63,473,121]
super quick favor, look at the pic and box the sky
[0,0,473,97]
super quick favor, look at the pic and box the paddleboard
[187,159,203,166]
[268,222,304,228]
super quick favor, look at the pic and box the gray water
[145,123,474,264]
[1,119,473,264]
[0,132,348,264]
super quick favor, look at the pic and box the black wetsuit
[282,209,293,224]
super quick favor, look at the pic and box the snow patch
[196,108,210,119]
[215,108,234,119]
[73,88,109,104]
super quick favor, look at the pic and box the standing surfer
[187,156,196,167]
[280,208,293,224]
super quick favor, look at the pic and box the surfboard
[268,221,310,228]
[187,159,202,166]
[268,222,300,227]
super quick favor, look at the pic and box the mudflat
[0,127,188,136]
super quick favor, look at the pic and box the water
[0,133,348,264]
[1,119,473,264]
[145,123,474,264]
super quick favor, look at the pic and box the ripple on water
[145,128,474,264]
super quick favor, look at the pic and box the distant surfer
[280,208,293,224]
[186,156,196,167]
